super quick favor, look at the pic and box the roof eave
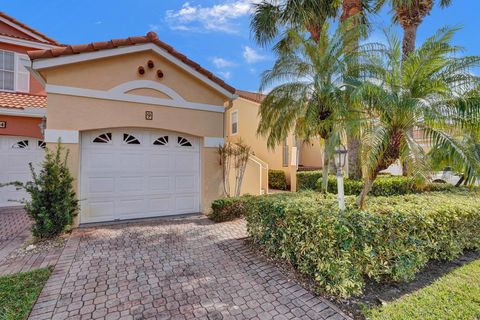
[30,43,236,99]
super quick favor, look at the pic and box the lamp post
[334,145,348,211]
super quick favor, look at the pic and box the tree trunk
[321,151,330,193]
[342,0,363,181]
[402,24,418,60]
[341,0,362,23]
[400,24,418,176]
[347,136,362,180]
[357,171,378,209]
[455,174,465,187]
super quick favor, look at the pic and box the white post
[337,166,345,211]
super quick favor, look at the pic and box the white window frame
[0,50,15,92]
[0,50,30,93]
[230,110,238,136]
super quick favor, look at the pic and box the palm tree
[354,26,480,207]
[341,0,369,180]
[251,0,371,181]
[257,24,364,192]
[251,0,340,48]
[376,0,452,59]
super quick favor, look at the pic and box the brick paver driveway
[0,207,31,265]
[30,216,349,320]
[0,207,63,275]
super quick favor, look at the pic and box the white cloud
[212,57,235,68]
[243,46,267,64]
[165,0,261,33]
[149,24,160,31]
[218,71,232,79]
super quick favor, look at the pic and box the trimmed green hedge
[297,170,322,190]
[268,170,288,190]
[209,195,254,222]
[245,191,480,297]
[315,175,455,196]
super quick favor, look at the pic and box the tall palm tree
[341,0,369,180]
[354,26,480,207]
[251,0,340,48]
[251,0,371,181]
[376,0,452,59]
[257,24,364,192]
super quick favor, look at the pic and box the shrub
[245,191,480,297]
[297,170,322,190]
[209,195,254,222]
[5,143,78,239]
[268,170,288,190]
[315,175,455,196]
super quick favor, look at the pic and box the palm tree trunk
[357,172,376,209]
[402,24,418,61]
[341,0,362,23]
[342,0,363,180]
[321,151,330,193]
[401,23,419,176]
[347,136,362,180]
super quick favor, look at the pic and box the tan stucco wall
[46,94,224,138]
[41,50,228,106]
[299,140,323,167]
[226,98,289,176]
[45,142,81,225]
[227,159,262,196]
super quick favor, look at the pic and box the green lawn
[0,267,52,320]
[366,259,480,320]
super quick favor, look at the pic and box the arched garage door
[80,128,200,223]
[0,136,45,207]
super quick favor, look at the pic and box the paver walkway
[30,216,349,320]
[0,207,62,275]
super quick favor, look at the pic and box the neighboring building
[28,31,237,224]
[226,90,324,190]
[0,12,58,206]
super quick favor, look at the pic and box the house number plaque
[145,111,153,120]
[0,121,6,128]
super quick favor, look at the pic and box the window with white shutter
[15,54,30,93]
[0,50,15,91]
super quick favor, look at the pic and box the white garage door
[0,136,45,207]
[80,128,200,223]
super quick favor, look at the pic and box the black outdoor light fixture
[334,144,348,169]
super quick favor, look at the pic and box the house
[0,12,58,207]
[226,90,324,191]
[27,31,237,224]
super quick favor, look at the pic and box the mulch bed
[245,238,480,320]
[7,235,67,260]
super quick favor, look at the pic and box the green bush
[209,195,254,222]
[297,170,322,190]
[245,191,480,298]
[315,175,456,196]
[2,143,78,239]
[268,170,288,190]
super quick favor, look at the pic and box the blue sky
[4,1,479,92]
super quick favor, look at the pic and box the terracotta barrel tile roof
[0,12,59,45]
[28,31,236,94]
[0,92,47,109]
[236,90,266,104]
